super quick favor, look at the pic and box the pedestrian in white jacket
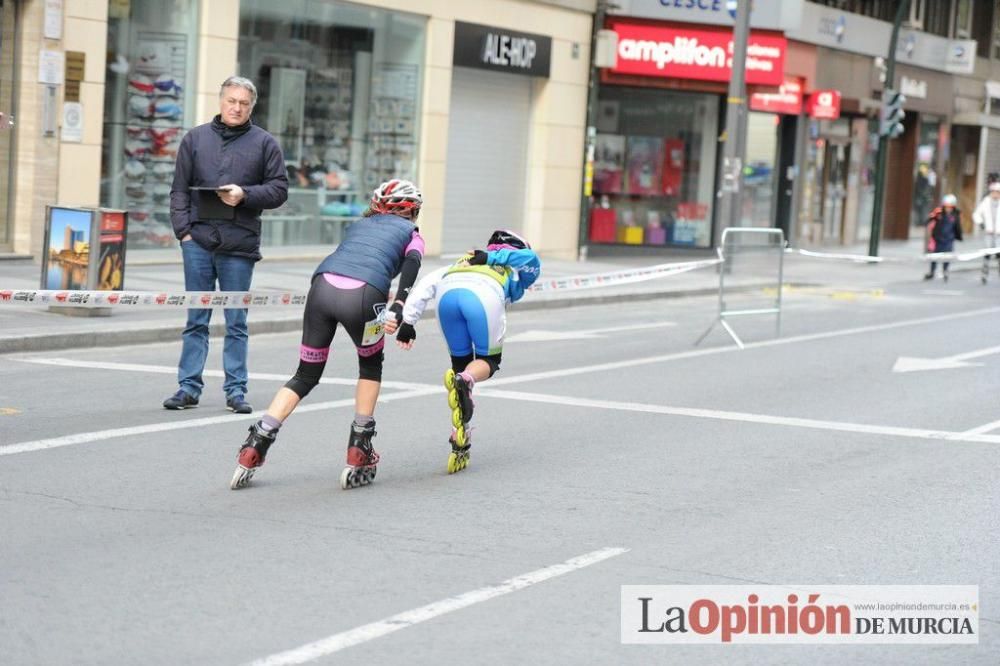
[973,182,1000,284]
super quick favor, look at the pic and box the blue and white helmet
[487,229,531,250]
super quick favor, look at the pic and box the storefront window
[994,9,1000,59]
[855,118,879,243]
[742,112,779,228]
[100,0,199,249]
[590,87,718,248]
[912,117,940,228]
[238,0,425,247]
[802,119,851,243]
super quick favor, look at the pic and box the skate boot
[340,421,379,490]
[447,429,471,474]
[444,370,475,447]
[230,422,277,490]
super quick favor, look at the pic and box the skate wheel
[448,389,459,410]
[455,425,466,447]
[339,467,351,490]
[444,369,456,391]
[230,465,253,490]
[447,450,470,474]
[452,408,463,429]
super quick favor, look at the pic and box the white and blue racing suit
[402,248,541,367]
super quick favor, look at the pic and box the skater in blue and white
[387,230,540,473]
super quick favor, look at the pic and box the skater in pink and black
[229,179,424,490]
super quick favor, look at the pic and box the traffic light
[879,89,906,138]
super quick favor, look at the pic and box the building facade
[591,0,808,250]
[585,0,1000,251]
[6,0,1000,262]
[0,0,594,260]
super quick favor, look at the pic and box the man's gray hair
[220,76,258,107]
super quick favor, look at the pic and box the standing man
[163,76,288,413]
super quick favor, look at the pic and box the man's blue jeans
[177,240,255,400]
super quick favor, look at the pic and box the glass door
[821,140,849,242]
[0,0,16,250]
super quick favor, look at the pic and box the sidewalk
[0,238,947,354]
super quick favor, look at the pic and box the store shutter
[442,67,532,254]
[986,128,1000,178]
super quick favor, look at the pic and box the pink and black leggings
[284,273,387,398]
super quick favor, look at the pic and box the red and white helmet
[370,179,422,219]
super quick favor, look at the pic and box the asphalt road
[1,272,998,665]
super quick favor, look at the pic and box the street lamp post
[868,0,912,257]
[715,0,752,245]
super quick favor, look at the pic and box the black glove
[396,322,416,343]
[387,301,404,325]
[468,250,488,266]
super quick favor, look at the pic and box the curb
[125,254,330,267]
[0,281,789,355]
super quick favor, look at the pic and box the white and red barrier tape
[5,246,993,309]
[790,246,1000,264]
[0,289,307,308]
[528,257,722,292]
[0,257,724,308]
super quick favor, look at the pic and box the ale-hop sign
[609,20,786,86]
[452,22,552,78]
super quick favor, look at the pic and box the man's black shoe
[226,395,253,414]
[163,390,199,410]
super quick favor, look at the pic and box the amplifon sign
[610,21,786,86]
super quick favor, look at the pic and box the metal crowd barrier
[695,227,785,349]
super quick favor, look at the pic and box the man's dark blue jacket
[170,116,288,261]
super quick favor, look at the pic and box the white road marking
[247,547,628,666]
[922,289,965,296]
[505,321,675,343]
[959,417,1000,437]
[12,358,430,391]
[7,306,1000,457]
[892,343,1000,373]
[476,388,1000,445]
[0,388,439,457]
[489,305,1000,387]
